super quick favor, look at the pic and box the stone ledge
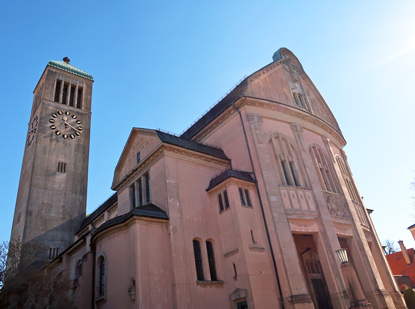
[196,280,224,286]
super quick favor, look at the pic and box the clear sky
[1,1,414,248]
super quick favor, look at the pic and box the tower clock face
[26,115,39,147]
[49,110,83,140]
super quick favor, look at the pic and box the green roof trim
[48,60,93,80]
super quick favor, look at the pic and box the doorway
[294,234,333,309]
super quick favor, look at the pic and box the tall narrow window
[223,190,230,209]
[138,179,143,206]
[54,80,62,102]
[336,156,359,202]
[310,145,340,194]
[239,188,246,205]
[251,230,256,243]
[145,173,150,203]
[98,257,105,296]
[233,263,237,278]
[69,85,75,107]
[62,83,69,105]
[244,189,252,207]
[270,134,305,187]
[76,87,83,109]
[137,152,141,164]
[193,240,204,280]
[130,183,136,208]
[206,241,217,281]
[217,194,224,212]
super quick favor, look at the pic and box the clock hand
[63,121,80,133]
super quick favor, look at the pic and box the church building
[10,48,405,308]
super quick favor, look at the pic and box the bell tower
[10,58,93,260]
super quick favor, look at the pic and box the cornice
[243,97,346,146]
[191,96,345,147]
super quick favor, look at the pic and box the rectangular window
[130,183,136,208]
[137,152,141,164]
[49,248,59,260]
[217,194,224,212]
[238,188,246,205]
[54,80,62,102]
[244,189,252,207]
[223,190,230,209]
[69,85,75,107]
[62,83,69,105]
[145,173,150,203]
[58,162,66,173]
[233,263,237,278]
[76,87,83,109]
[138,179,143,206]
[251,230,256,243]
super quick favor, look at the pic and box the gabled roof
[112,128,229,190]
[76,193,118,234]
[48,60,93,80]
[206,169,255,191]
[156,130,228,160]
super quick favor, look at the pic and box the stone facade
[12,49,405,308]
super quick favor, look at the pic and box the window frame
[310,144,341,194]
[270,134,306,187]
[206,240,217,281]
[95,253,107,301]
[193,239,204,281]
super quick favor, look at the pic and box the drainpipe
[231,96,285,308]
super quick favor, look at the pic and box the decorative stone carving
[325,193,350,220]
[246,113,264,143]
[290,122,305,151]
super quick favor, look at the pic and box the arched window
[270,134,306,187]
[336,156,360,202]
[193,239,204,281]
[310,145,340,194]
[206,241,217,281]
[98,256,106,297]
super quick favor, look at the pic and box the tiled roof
[48,60,93,80]
[156,130,228,160]
[206,169,255,191]
[180,78,248,140]
[76,193,118,234]
[91,204,168,242]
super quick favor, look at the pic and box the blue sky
[1,1,414,248]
